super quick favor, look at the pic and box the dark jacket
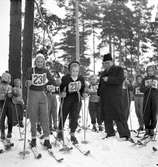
[26,67,56,91]
[97,65,125,121]
[60,74,85,102]
[140,75,158,97]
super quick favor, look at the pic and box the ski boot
[98,125,103,132]
[37,124,42,135]
[149,129,155,138]
[30,139,36,148]
[92,124,97,132]
[19,121,24,128]
[105,132,115,138]
[143,129,150,138]
[43,140,52,149]
[7,132,12,139]
[70,134,78,145]
[3,138,14,150]
[1,131,5,140]
[56,131,63,141]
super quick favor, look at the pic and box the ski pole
[58,87,70,152]
[82,97,88,144]
[19,86,30,158]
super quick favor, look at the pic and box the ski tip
[57,158,64,162]
[36,153,42,159]
[84,150,90,156]
[153,147,157,152]
[0,149,4,154]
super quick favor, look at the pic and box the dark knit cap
[103,53,112,62]
[68,61,80,70]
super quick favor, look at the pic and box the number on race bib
[68,81,81,92]
[32,73,47,86]
[145,80,152,87]
[152,80,158,89]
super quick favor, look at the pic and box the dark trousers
[89,102,102,125]
[104,119,130,138]
[101,97,130,138]
[58,98,80,133]
[0,98,13,133]
[134,96,144,128]
[143,93,158,130]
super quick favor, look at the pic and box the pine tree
[9,0,22,80]
[22,0,34,102]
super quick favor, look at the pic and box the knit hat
[1,72,11,83]
[103,53,112,62]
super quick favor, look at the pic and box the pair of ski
[66,137,90,156]
[131,135,154,146]
[52,132,90,156]
[28,140,63,162]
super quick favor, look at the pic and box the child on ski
[0,72,13,140]
[88,75,102,132]
[57,61,85,144]
[133,75,144,132]
[46,71,61,133]
[140,65,158,137]
[26,54,57,149]
[12,78,24,128]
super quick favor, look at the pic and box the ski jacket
[88,83,100,103]
[0,82,12,101]
[26,67,56,91]
[140,75,158,96]
[60,74,85,102]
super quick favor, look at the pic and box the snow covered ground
[0,100,158,167]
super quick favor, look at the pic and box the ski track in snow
[0,101,158,167]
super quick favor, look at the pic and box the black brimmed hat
[103,53,112,62]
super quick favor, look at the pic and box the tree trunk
[22,0,34,102]
[9,0,22,80]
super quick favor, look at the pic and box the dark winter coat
[97,65,125,121]
[60,74,85,102]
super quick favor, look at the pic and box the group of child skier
[0,53,158,152]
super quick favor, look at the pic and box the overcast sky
[0,0,157,75]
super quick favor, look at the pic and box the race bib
[89,85,98,93]
[135,87,143,95]
[152,80,158,89]
[32,73,48,86]
[47,85,56,92]
[47,85,59,93]
[68,81,81,92]
[145,79,152,87]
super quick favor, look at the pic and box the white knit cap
[1,72,11,83]
[35,53,45,61]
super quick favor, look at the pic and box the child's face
[137,77,142,84]
[147,67,154,76]
[123,70,128,78]
[14,80,21,87]
[91,77,97,84]
[36,57,44,68]
[70,66,79,78]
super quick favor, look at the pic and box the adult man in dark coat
[97,53,130,139]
